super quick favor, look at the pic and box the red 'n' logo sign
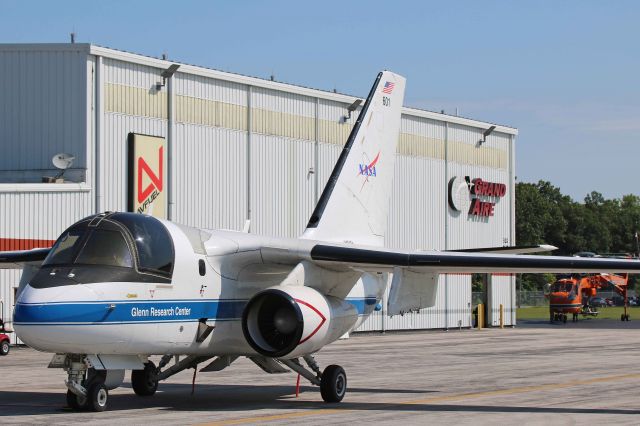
[137,146,163,203]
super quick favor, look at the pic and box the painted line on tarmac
[402,373,640,405]
[199,373,640,425]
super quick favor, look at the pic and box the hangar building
[0,44,517,343]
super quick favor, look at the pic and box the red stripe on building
[0,238,55,251]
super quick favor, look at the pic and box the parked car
[0,333,9,356]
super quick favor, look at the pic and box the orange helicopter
[549,272,630,323]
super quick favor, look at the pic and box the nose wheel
[66,389,87,410]
[87,380,109,412]
[66,372,108,412]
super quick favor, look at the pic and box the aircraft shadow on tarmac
[0,384,435,416]
[1,384,640,417]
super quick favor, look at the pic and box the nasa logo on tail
[357,151,380,190]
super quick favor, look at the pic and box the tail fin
[302,71,406,246]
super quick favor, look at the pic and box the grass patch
[517,306,639,320]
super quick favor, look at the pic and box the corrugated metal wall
[0,187,93,343]
[102,58,168,212]
[174,124,247,231]
[0,46,88,183]
[0,45,518,337]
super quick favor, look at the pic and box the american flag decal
[382,81,395,94]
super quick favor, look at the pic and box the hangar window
[75,230,133,268]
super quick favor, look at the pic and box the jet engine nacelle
[242,286,358,359]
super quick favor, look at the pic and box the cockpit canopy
[550,281,575,293]
[33,212,174,288]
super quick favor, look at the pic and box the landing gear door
[387,268,439,316]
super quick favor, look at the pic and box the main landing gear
[550,312,569,323]
[320,364,347,402]
[280,355,348,403]
[131,361,159,396]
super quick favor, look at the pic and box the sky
[2,0,639,201]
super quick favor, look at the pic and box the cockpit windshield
[42,213,173,277]
[75,230,133,268]
[110,213,173,276]
[43,226,86,266]
[33,213,174,288]
[551,282,575,293]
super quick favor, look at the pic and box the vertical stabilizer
[302,71,406,246]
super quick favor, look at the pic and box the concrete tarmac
[1,320,640,425]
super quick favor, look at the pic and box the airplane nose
[13,284,126,353]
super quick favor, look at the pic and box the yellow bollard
[500,304,504,329]
[477,303,484,330]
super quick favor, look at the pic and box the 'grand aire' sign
[448,176,507,217]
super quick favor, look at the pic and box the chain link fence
[473,290,637,308]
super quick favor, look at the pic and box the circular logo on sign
[448,176,471,212]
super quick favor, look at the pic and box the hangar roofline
[0,43,518,135]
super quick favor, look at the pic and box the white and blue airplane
[3,70,640,412]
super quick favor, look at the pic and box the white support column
[247,86,252,223]
[167,74,176,220]
[94,55,104,214]
[444,122,449,330]
[510,134,517,326]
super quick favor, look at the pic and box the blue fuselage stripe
[14,297,378,325]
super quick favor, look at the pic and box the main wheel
[320,364,347,403]
[66,389,88,411]
[0,340,9,356]
[87,380,108,412]
[132,361,158,396]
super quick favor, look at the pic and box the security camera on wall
[42,153,75,183]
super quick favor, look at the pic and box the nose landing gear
[63,356,109,412]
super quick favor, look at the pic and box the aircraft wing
[0,248,50,269]
[306,244,640,274]
[446,244,557,254]
[258,239,640,315]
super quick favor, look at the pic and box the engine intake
[242,286,357,358]
[242,289,304,358]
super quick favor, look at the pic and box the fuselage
[13,213,383,356]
